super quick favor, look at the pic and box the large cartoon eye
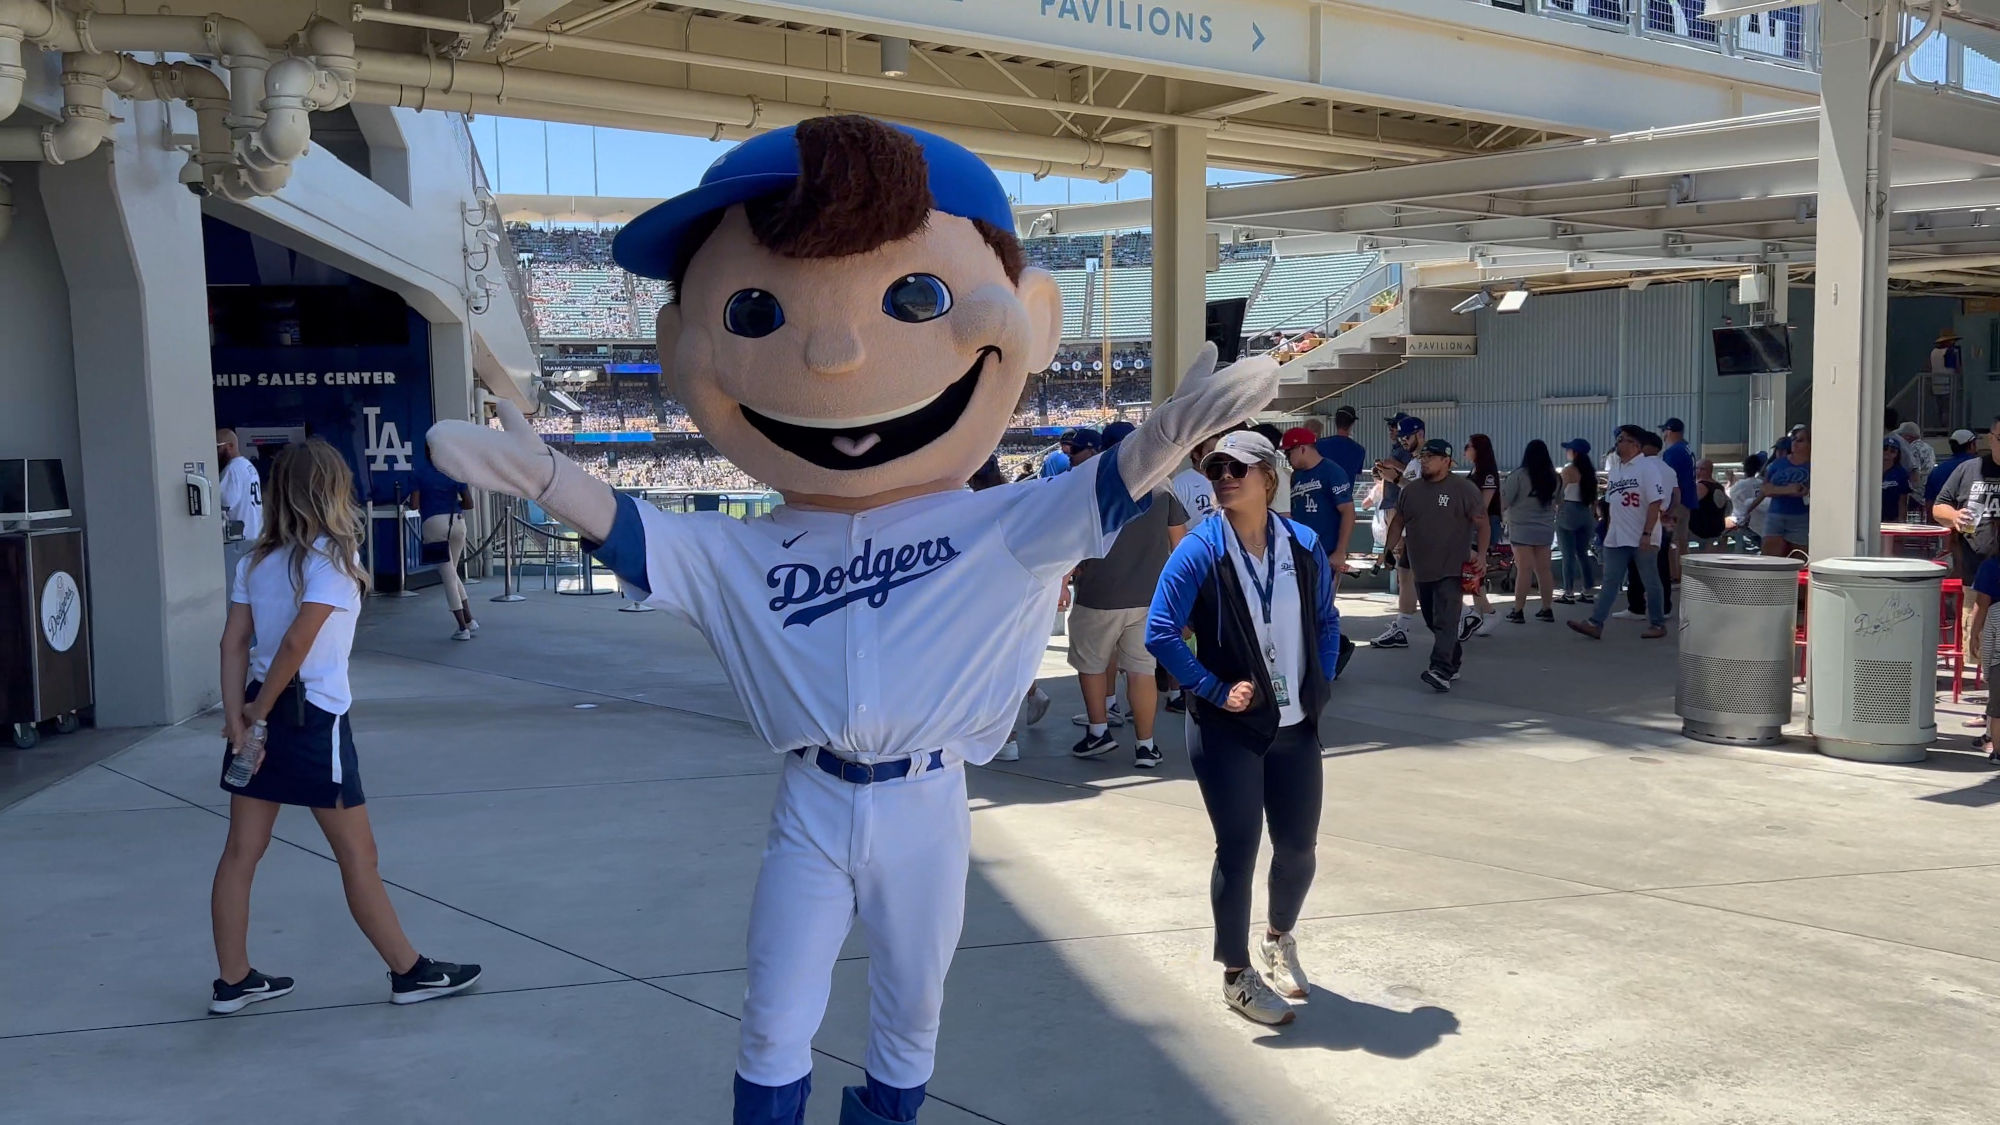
[882,274,952,323]
[724,289,785,337]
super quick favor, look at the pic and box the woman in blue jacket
[1147,429,1342,1027]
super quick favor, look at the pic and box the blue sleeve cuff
[1094,444,1150,536]
[584,492,652,595]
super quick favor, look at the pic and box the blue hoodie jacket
[1147,512,1341,742]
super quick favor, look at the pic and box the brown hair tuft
[745,116,932,260]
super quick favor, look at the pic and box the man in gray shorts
[1068,425,1190,768]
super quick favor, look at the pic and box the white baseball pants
[737,751,970,1092]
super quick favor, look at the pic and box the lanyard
[1236,515,1278,626]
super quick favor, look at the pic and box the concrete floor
[4,585,1998,1124]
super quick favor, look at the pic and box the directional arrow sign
[1252,21,1266,52]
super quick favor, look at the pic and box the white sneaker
[992,739,1021,762]
[1371,624,1409,648]
[1474,616,1497,637]
[1611,609,1641,620]
[468,619,480,634]
[451,628,474,642]
[1222,968,1295,1025]
[1072,710,1127,728]
[1259,932,1309,999]
[1018,686,1051,728]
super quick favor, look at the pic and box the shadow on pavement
[1253,987,1460,1059]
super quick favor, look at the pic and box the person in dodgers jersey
[217,429,264,594]
[426,116,1277,1125]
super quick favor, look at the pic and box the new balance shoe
[209,969,294,1015]
[389,957,482,1005]
[1222,968,1295,1025]
[992,739,1021,762]
[1133,743,1164,769]
[1258,932,1310,1000]
[1420,668,1451,692]
[1070,731,1118,759]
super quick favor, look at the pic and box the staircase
[1260,262,1412,416]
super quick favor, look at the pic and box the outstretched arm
[1114,343,1279,499]
[425,401,618,542]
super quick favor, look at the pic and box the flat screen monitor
[0,458,72,521]
[1713,324,1793,377]
[1205,298,1248,364]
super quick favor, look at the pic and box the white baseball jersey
[1602,453,1669,549]
[1171,467,1215,530]
[596,450,1138,765]
[219,456,263,541]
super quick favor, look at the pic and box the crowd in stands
[559,447,761,491]
[533,384,696,433]
[1019,232,1269,271]
[1014,374,1153,427]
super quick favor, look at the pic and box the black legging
[1187,718,1323,967]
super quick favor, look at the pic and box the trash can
[1806,558,1944,764]
[0,527,93,749]
[1677,555,1804,745]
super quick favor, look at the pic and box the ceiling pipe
[1887,254,2000,276]
[0,50,115,163]
[0,21,21,120]
[352,49,1153,171]
[347,5,1454,164]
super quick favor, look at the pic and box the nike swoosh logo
[241,983,270,994]
[415,976,450,988]
[782,532,808,549]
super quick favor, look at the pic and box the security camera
[179,160,210,197]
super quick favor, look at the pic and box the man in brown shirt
[1384,439,1490,691]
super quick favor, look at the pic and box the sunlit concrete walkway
[5,584,1998,1124]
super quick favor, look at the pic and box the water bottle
[224,721,268,788]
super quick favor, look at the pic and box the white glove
[426,401,618,542]
[1116,343,1279,497]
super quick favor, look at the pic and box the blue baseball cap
[1101,421,1136,448]
[1069,427,1103,451]
[1661,417,1687,433]
[1396,416,1425,437]
[611,119,1017,281]
[1561,438,1591,455]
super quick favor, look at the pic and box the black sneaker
[1535,607,1556,622]
[1134,743,1164,769]
[1164,693,1187,714]
[390,956,482,1005]
[1070,731,1118,759]
[1504,609,1525,624]
[1420,668,1452,692]
[209,969,294,1015]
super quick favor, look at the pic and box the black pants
[1415,577,1464,675]
[1188,719,1323,967]
[1626,540,1674,615]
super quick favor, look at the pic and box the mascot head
[614,115,1063,509]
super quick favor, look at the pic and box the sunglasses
[1203,459,1255,481]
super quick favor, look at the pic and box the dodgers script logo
[766,537,961,628]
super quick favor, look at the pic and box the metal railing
[1249,262,1403,360]
[1523,1,1821,70]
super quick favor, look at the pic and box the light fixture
[1495,289,1530,314]
[1450,291,1491,315]
[879,36,909,78]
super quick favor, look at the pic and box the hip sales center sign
[41,570,81,653]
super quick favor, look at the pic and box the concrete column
[1746,265,1789,455]
[1149,125,1206,404]
[42,105,221,726]
[1807,0,1892,562]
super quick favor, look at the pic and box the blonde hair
[249,439,371,598]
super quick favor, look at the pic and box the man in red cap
[1282,427,1355,590]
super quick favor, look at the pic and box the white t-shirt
[232,538,364,715]
[1602,454,1669,549]
[1727,477,1766,536]
[1172,467,1216,531]
[614,451,1129,765]
[219,457,263,541]
[1220,513,1305,728]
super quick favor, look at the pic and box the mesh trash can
[1677,555,1804,745]
[1807,558,1944,764]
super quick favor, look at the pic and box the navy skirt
[218,681,365,808]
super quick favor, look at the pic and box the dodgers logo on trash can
[41,570,81,653]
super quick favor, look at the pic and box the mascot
[428,115,1277,1123]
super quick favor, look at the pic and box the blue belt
[792,747,944,784]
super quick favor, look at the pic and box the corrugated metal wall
[1329,282,1710,469]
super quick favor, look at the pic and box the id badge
[1271,674,1291,708]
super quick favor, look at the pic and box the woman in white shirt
[209,439,480,1015]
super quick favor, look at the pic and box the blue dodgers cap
[612,119,1018,281]
[1397,416,1425,437]
[1069,427,1103,451]
[1561,438,1591,455]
